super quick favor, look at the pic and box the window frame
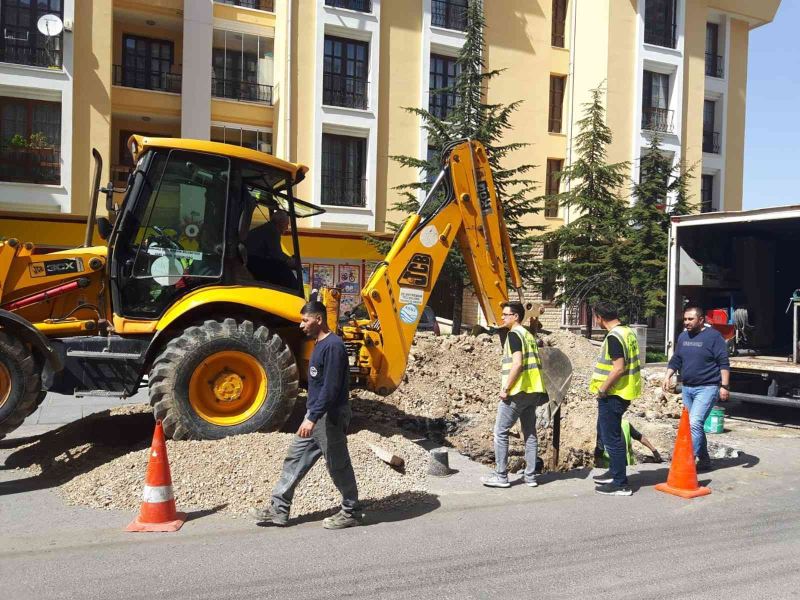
[551,0,567,48]
[320,133,367,208]
[548,75,566,133]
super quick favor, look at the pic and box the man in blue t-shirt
[250,300,360,529]
[662,305,730,470]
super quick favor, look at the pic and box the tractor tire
[0,331,44,439]
[149,318,299,440]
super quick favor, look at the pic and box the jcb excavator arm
[346,140,523,395]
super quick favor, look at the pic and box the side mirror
[96,217,112,241]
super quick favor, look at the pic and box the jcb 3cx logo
[398,254,432,289]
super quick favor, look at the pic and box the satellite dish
[37,14,64,37]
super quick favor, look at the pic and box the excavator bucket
[538,347,573,427]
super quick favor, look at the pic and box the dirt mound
[354,330,682,471]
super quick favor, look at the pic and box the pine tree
[626,133,693,317]
[536,85,630,324]
[374,0,540,332]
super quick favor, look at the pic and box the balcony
[641,107,674,133]
[0,44,62,69]
[325,0,372,12]
[705,53,724,78]
[113,65,182,94]
[703,130,721,154]
[215,0,274,11]
[321,173,367,208]
[0,146,60,185]
[431,0,467,32]
[323,74,368,110]
[643,23,676,49]
[212,77,273,105]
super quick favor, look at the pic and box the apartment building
[0,0,781,325]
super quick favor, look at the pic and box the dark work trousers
[597,395,630,486]
[271,405,359,517]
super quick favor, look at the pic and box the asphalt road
[2,400,800,599]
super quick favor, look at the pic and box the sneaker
[595,482,633,496]
[524,478,539,488]
[248,505,289,526]
[322,510,361,530]
[481,473,511,488]
[592,470,614,484]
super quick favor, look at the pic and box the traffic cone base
[655,482,711,499]
[126,421,185,532]
[656,407,712,500]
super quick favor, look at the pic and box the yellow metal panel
[210,99,274,128]
[155,285,306,332]
[295,229,384,261]
[112,314,158,335]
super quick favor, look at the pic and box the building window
[544,158,563,218]
[551,0,567,47]
[321,134,367,207]
[641,70,673,133]
[216,0,275,11]
[700,174,714,213]
[542,242,559,301]
[211,125,272,154]
[0,0,63,68]
[0,96,60,184]
[115,35,180,93]
[212,30,274,104]
[702,100,720,154]
[323,36,369,110]
[548,75,566,133]
[644,0,676,49]
[324,0,372,12]
[705,23,723,78]
[431,0,468,32]
[429,54,459,120]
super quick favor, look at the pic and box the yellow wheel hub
[189,351,268,426]
[0,362,10,409]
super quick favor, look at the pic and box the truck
[0,137,571,440]
[666,204,800,408]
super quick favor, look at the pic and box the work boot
[248,505,289,527]
[592,470,614,484]
[595,482,633,496]
[481,473,511,488]
[651,449,663,463]
[322,510,361,530]
[696,459,713,472]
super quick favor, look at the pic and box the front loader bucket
[539,347,573,427]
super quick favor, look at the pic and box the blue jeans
[597,396,630,485]
[494,392,545,480]
[681,385,719,463]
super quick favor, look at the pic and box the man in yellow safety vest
[481,301,548,489]
[589,302,642,496]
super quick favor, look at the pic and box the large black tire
[0,331,44,439]
[149,318,299,440]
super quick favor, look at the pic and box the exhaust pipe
[84,148,103,248]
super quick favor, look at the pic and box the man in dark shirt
[250,301,360,529]
[663,305,730,470]
[245,210,299,290]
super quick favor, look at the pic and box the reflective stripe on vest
[589,325,642,400]
[501,325,545,394]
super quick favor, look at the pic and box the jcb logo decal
[398,254,432,289]
[29,263,46,278]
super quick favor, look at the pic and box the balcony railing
[705,52,724,78]
[320,173,367,208]
[0,44,62,69]
[216,0,274,11]
[212,77,273,105]
[700,199,715,213]
[0,146,60,184]
[323,73,368,109]
[431,0,467,32]
[641,107,674,133]
[113,65,182,94]
[324,0,372,12]
[703,130,721,154]
[644,22,676,49]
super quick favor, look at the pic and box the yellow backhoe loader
[0,137,571,440]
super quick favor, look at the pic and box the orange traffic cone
[655,408,711,499]
[126,421,186,532]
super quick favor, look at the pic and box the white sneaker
[481,473,511,488]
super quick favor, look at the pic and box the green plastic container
[704,406,725,434]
